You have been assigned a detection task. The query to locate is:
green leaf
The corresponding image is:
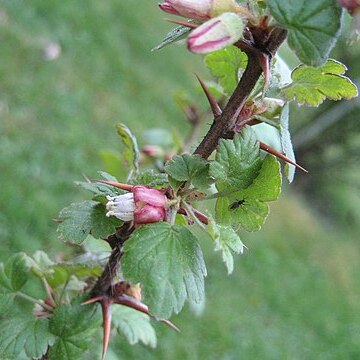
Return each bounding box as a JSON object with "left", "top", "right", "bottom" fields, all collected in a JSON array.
[
  {"left": 0, "top": 315, "right": 55, "bottom": 359},
  {"left": 165, "top": 154, "right": 212, "bottom": 190},
  {"left": 48, "top": 299, "right": 100, "bottom": 360},
  {"left": 215, "top": 155, "right": 281, "bottom": 231},
  {"left": 0, "top": 253, "right": 31, "bottom": 314},
  {"left": 48, "top": 263, "right": 103, "bottom": 289},
  {"left": 278, "top": 103, "right": 296, "bottom": 183},
  {"left": 57, "top": 200, "right": 122, "bottom": 244},
  {"left": 282, "top": 59, "right": 358, "bottom": 106},
  {"left": 267, "top": 0, "right": 342, "bottom": 66},
  {"left": 217, "top": 197, "right": 269, "bottom": 232},
  {"left": 152, "top": 25, "right": 192, "bottom": 51},
  {"left": 116, "top": 123, "right": 140, "bottom": 173},
  {"left": 122, "top": 222, "right": 207, "bottom": 319},
  {"left": 204, "top": 46, "right": 247, "bottom": 95},
  {"left": 129, "top": 169, "right": 169, "bottom": 188},
  {"left": 112, "top": 305, "right": 157, "bottom": 348},
  {"left": 210, "top": 127, "right": 262, "bottom": 191},
  {"left": 0, "top": 253, "right": 31, "bottom": 291},
  {"left": 27, "top": 250, "right": 55, "bottom": 279},
  {"left": 208, "top": 219, "right": 245, "bottom": 274}
]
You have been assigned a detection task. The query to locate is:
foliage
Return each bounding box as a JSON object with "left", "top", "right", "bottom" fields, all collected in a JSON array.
[{"left": 1, "top": 0, "right": 358, "bottom": 359}]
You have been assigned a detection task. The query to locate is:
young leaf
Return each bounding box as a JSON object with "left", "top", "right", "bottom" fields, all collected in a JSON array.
[
  {"left": 26, "top": 250, "right": 55, "bottom": 279},
  {"left": 267, "top": 0, "right": 342, "bottom": 66},
  {"left": 48, "top": 263, "right": 103, "bottom": 289},
  {"left": 278, "top": 103, "right": 296, "bottom": 183},
  {"left": 208, "top": 219, "right": 245, "bottom": 274},
  {"left": 112, "top": 305, "right": 157, "bottom": 348},
  {"left": 215, "top": 156, "right": 281, "bottom": 232},
  {"left": 282, "top": 59, "right": 358, "bottom": 106},
  {"left": 210, "top": 127, "right": 262, "bottom": 191},
  {"left": 204, "top": 47, "right": 247, "bottom": 95},
  {"left": 165, "top": 154, "right": 212, "bottom": 190},
  {"left": 116, "top": 123, "right": 140, "bottom": 173},
  {"left": 122, "top": 222, "right": 207, "bottom": 319},
  {"left": 48, "top": 300, "right": 100, "bottom": 360},
  {"left": 129, "top": 169, "right": 169, "bottom": 188},
  {"left": 0, "top": 253, "right": 31, "bottom": 314},
  {"left": 0, "top": 315, "right": 55, "bottom": 359},
  {"left": 152, "top": 25, "right": 192, "bottom": 51},
  {"left": 57, "top": 200, "right": 122, "bottom": 245}
]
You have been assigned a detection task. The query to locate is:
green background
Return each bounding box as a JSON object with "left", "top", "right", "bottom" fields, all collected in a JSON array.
[{"left": 1, "top": 1, "right": 359, "bottom": 359}]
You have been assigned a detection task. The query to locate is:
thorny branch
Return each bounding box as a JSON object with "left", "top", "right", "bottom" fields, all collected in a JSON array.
[
  {"left": 91, "top": 27, "right": 288, "bottom": 299},
  {"left": 194, "top": 27, "right": 288, "bottom": 159}
]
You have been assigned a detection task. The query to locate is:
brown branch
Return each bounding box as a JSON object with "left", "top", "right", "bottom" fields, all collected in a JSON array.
[
  {"left": 194, "top": 28, "right": 288, "bottom": 159},
  {"left": 91, "top": 223, "right": 134, "bottom": 296}
]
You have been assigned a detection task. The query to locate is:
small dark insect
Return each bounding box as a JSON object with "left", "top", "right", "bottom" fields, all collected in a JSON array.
[{"left": 229, "top": 199, "right": 246, "bottom": 210}]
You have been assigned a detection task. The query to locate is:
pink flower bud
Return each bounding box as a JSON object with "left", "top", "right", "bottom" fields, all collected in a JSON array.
[
  {"left": 141, "top": 145, "right": 163, "bottom": 158},
  {"left": 106, "top": 186, "right": 167, "bottom": 225},
  {"left": 187, "top": 13, "right": 245, "bottom": 54},
  {"left": 159, "top": 0, "right": 238, "bottom": 21}
]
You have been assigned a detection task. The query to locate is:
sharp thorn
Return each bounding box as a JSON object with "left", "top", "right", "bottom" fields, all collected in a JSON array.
[
  {"left": 82, "top": 173, "right": 91, "bottom": 183},
  {"left": 195, "top": 74, "right": 222, "bottom": 117},
  {"left": 259, "top": 141, "right": 308, "bottom": 173},
  {"left": 163, "top": 18, "right": 199, "bottom": 29},
  {"left": 114, "top": 295, "right": 180, "bottom": 332},
  {"left": 81, "top": 296, "right": 103, "bottom": 305},
  {"left": 258, "top": 53, "right": 270, "bottom": 90},
  {"left": 101, "top": 298, "right": 112, "bottom": 360},
  {"left": 161, "top": 319, "right": 181, "bottom": 332}
]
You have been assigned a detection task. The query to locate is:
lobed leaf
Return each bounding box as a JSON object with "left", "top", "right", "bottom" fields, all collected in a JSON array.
[
  {"left": 267, "top": 0, "right": 342, "bottom": 66},
  {"left": 48, "top": 300, "right": 100, "bottom": 360},
  {"left": 122, "top": 222, "right": 207, "bottom": 319},
  {"left": 282, "top": 59, "right": 358, "bottom": 106},
  {"left": 0, "top": 253, "right": 31, "bottom": 315},
  {"left": 112, "top": 305, "right": 157, "bottom": 348},
  {"left": 210, "top": 127, "right": 262, "bottom": 191},
  {"left": 165, "top": 154, "right": 212, "bottom": 191},
  {"left": 129, "top": 169, "right": 169, "bottom": 188},
  {"left": 0, "top": 315, "right": 55, "bottom": 359},
  {"left": 208, "top": 219, "right": 245, "bottom": 274},
  {"left": 215, "top": 155, "right": 282, "bottom": 232},
  {"left": 57, "top": 200, "right": 122, "bottom": 245},
  {"left": 204, "top": 46, "right": 247, "bottom": 95}
]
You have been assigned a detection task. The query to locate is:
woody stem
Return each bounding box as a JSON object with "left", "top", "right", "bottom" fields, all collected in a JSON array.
[{"left": 194, "top": 28, "right": 287, "bottom": 159}]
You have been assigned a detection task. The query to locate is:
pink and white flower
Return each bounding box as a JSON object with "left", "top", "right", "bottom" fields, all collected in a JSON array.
[
  {"left": 106, "top": 185, "right": 167, "bottom": 225},
  {"left": 187, "top": 12, "right": 245, "bottom": 54}
]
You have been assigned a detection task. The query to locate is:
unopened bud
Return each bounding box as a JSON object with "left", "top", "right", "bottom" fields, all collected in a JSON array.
[
  {"left": 159, "top": 0, "right": 238, "bottom": 21},
  {"left": 187, "top": 13, "right": 245, "bottom": 54}
]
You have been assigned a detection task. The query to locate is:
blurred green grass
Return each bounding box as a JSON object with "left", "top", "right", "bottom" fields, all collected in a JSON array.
[{"left": 1, "top": 1, "right": 360, "bottom": 359}]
